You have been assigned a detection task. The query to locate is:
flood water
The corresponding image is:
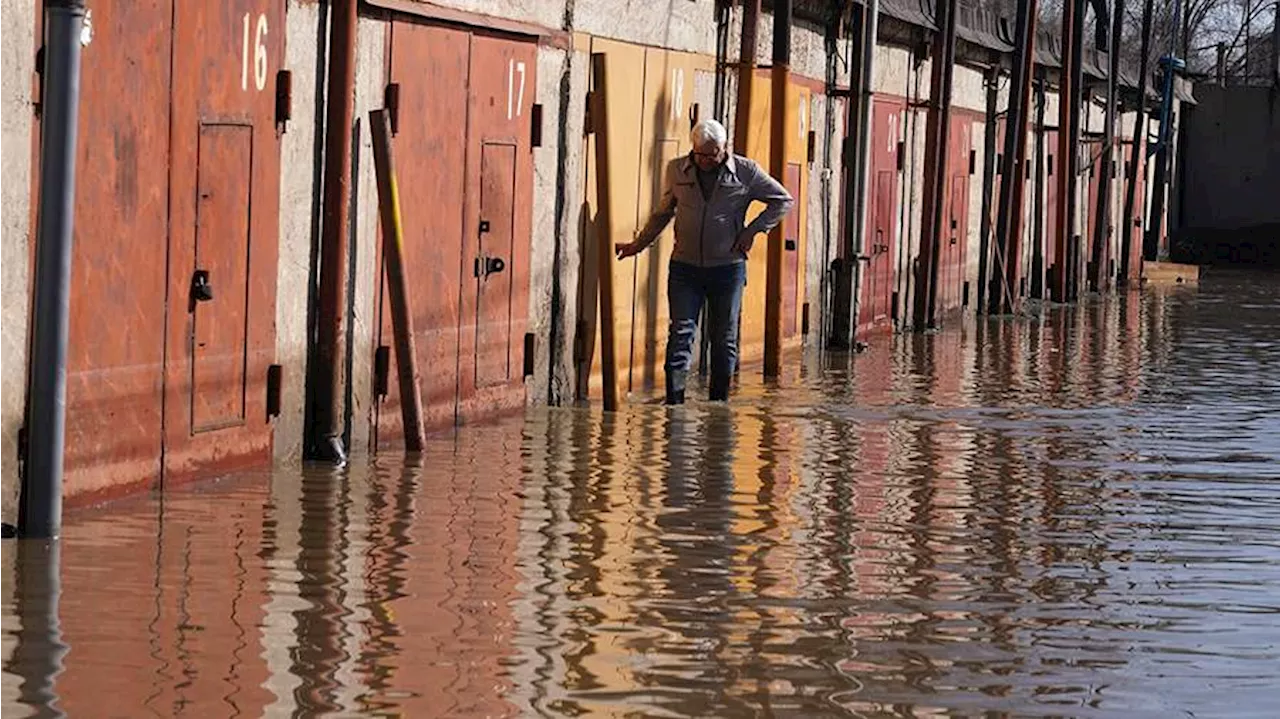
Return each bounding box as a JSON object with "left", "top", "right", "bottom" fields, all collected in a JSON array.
[{"left": 5, "top": 270, "right": 1280, "bottom": 718}]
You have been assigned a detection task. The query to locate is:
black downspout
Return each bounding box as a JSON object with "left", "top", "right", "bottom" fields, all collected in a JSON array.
[{"left": 831, "top": 2, "right": 865, "bottom": 350}]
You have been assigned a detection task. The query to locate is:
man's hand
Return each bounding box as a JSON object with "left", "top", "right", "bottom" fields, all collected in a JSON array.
[
  {"left": 615, "top": 240, "right": 643, "bottom": 259},
  {"left": 732, "top": 230, "right": 757, "bottom": 257}
]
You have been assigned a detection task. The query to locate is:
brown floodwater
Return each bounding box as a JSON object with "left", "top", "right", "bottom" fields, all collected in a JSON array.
[{"left": 4, "top": 269, "right": 1279, "bottom": 718}]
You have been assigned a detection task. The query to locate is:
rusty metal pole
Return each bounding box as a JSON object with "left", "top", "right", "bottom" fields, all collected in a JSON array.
[
  {"left": 309, "top": 0, "right": 357, "bottom": 463},
  {"left": 368, "top": 109, "right": 426, "bottom": 453},
  {"left": 1065, "top": 0, "right": 1086, "bottom": 299},
  {"left": 993, "top": 0, "right": 1039, "bottom": 314},
  {"left": 913, "top": 0, "right": 958, "bottom": 330},
  {"left": 733, "top": 0, "right": 761, "bottom": 155},
  {"left": 590, "top": 53, "right": 620, "bottom": 411},
  {"left": 764, "top": 0, "right": 792, "bottom": 378},
  {"left": 1054, "top": 1, "right": 1076, "bottom": 303},
  {"left": 1120, "top": 0, "right": 1152, "bottom": 287},
  {"left": 21, "top": 0, "right": 86, "bottom": 539},
  {"left": 1090, "top": 0, "right": 1123, "bottom": 293}
]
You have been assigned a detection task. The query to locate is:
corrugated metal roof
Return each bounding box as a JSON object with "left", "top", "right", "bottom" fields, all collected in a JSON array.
[
  {"left": 880, "top": 0, "right": 936, "bottom": 31},
  {"left": 955, "top": 0, "right": 1013, "bottom": 53},
  {"left": 755, "top": 0, "right": 1176, "bottom": 97}
]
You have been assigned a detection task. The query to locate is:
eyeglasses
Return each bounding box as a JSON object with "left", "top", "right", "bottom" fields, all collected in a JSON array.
[{"left": 691, "top": 150, "right": 721, "bottom": 160}]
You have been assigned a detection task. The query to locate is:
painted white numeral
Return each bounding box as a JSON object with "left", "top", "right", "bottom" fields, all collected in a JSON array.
[
  {"left": 888, "top": 113, "right": 898, "bottom": 153},
  {"left": 242, "top": 14, "right": 249, "bottom": 90},
  {"left": 255, "top": 15, "right": 269, "bottom": 91},
  {"left": 242, "top": 12, "right": 269, "bottom": 92},
  {"left": 797, "top": 99, "right": 807, "bottom": 139},
  {"left": 671, "top": 68, "right": 684, "bottom": 121},
  {"left": 507, "top": 59, "right": 527, "bottom": 120}
]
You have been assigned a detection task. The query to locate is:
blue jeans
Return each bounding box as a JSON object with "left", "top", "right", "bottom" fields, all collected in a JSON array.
[{"left": 665, "top": 260, "right": 747, "bottom": 402}]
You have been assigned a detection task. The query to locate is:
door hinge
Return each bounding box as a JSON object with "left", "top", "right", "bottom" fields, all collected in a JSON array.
[
  {"left": 969, "top": 149, "right": 976, "bottom": 175},
  {"left": 801, "top": 302, "right": 810, "bottom": 336},
  {"left": 896, "top": 141, "right": 904, "bottom": 170},
  {"left": 385, "top": 82, "right": 401, "bottom": 136},
  {"left": 266, "top": 364, "right": 283, "bottom": 419},
  {"left": 374, "top": 345, "right": 390, "bottom": 398},
  {"left": 275, "top": 69, "right": 293, "bottom": 129},
  {"left": 531, "top": 102, "right": 543, "bottom": 147},
  {"left": 584, "top": 92, "right": 594, "bottom": 135},
  {"left": 523, "top": 332, "right": 535, "bottom": 379},
  {"left": 32, "top": 46, "right": 44, "bottom": 118},
  {"left": 807, "top": 129, "right": 816, "bottom": 164}
]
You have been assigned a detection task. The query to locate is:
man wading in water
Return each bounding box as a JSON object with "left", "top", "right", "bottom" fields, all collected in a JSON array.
[{"left": 615, "top": 119, "right": 794, "bottom": 405}]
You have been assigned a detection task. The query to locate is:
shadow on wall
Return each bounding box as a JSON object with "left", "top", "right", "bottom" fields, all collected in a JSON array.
[{"left": 1171, "top": 223, "right": 1280, "bottom": 268}]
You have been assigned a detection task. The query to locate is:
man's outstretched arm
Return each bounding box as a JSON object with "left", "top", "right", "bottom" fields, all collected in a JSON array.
[{"left": 618, "top": 162, "right": 677, "bottom": 258}]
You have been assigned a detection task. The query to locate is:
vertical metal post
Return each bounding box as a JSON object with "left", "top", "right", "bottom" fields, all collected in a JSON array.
[
  {"left": 734, "top": 0, "right": 761, "bottom": 155},
  {"left": 1091, "top": 0, "right": 1123, "bottom": 293},
  {"left": 368, "top": 109, "right": 426, "bottom": 452},
  {"left": 309, "top": 0, "right": 357, "bottom": 463},
  {"left": 1145, "top": 55, "right": 1181, "bottom": 260},
  {"left": 1031, "top": 71, "right": 1046, "bottom": 298},
  {"left": 976, "top": 67, "right": 999, "bottom": 314},
  {"left": 1065, "top": 0, "right": 1085, "bottom": 300},
  {"left": 21, "top": 0, "right": 87, "bottom": 539},
  {"left": 913, "top": 0, "right": 958, "bottom": 329},
  {"left": 590, "top": 53, "right": 620, "bottom": 411},
  {"left": 764, "top": 0, "right": 792, "bottom": 378},
  {"left": 1120, "top": 0, "right": 1155, "bottom": 285},
  {"left": 993, "top": 0, "right": 1039, "bottom": 315},
  {"left": 831, "top": 1, "right": 873, "bottom": 350}
]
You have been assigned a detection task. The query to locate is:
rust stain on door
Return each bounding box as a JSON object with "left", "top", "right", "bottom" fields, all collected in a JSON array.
[
  {"left": 373, "top": 20, "right": 469, "bottom": 448},
  {"left": 475, "top": 142, "right": 518, "bottom": 388},
  {"left": 163, "top": 0, "right": 283, "bottom": 481},
  {"left": 457, "top": 33, "right": 536, "bottom": 422},
  {"left": 783, "top": 162, "right": 802, "bottom": 337},
  {"left": 55, "top": 0, "right": 172, "bottom": 501},
  {"left": 857, "top": 97, "right": 901, "bottom": 337},
  {"left": 191, "top": 123, "right": 253, "bottom": 433}
]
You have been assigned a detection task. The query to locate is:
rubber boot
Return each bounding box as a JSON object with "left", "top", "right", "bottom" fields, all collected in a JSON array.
[
  {"left": 708, "top": 376, "right": 729, "bottom": 402},
  {"left": 665, "top": 369, "right": 687, "bottom": 405}
]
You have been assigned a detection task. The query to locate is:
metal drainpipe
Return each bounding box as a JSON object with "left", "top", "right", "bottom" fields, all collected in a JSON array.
[
  {"left": 976, "top": 66, "right": 998, "bottom": 314},
  {"left": 1090, "top": 0, "right": 1123, "bottom": 293},
  {"left": 913, "top": 0, "right": 959, "bottom": 330},
  {"left": 734, "top": 0, "right": 761, "bottom": 155},
  {"left": 763, "top": 0, "right": 792, "bottom": 378},
  {"left": 21, "top": 0, "right": 87, "bottom": 539},
  {"left": 993, "top": 0, "right": 1039, "bottom": 315},
  {"left": 310, "top": 0, "right": 358, "bottom": 463},
  {"left": 1031, "top": 71, "right": 1046, "bottom": 299},
  {"left": 852, "top": 0, "right": 878, "bottom": 336},
  {"left": 818, "top": 9, "right": 841, "bottom": 354}
]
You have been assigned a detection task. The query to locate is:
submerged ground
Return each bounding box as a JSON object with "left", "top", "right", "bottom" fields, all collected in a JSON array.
[{"left": 4, "top": 269, "right": 1279, "bottom": 717}]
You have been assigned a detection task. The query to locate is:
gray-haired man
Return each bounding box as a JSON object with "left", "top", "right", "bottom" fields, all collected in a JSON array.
[{"left": 615, "top": 118, "right": 794, "bottom": 404}]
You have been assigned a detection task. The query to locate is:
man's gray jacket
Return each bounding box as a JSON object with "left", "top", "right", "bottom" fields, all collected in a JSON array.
[{"left": 635, "top": 153, "right": 795, "bottom": 267}]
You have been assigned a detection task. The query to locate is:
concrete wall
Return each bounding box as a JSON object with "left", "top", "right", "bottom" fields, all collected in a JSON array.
[
  {"left": 407, "top": 0, "right": 566, "bottom": 30},
  {"left": 578, "top": 0, "right": 717, "bottom": 56},
  {"left": 2, "top": 0, "right": 35, "bottom": 523},
  {"left": 274, "top": 0, "right": 324, "bottom": 464},
  {"left": 347, "top": 18, "right": 387, "bottom": 456},
  {"left": 535, "top": 42, "right": 590, "bottom": 406}
]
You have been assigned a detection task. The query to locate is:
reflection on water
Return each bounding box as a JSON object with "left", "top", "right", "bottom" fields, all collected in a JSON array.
[{"left": 5, "top": 270, "right": 1280, "bottom": 717}]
